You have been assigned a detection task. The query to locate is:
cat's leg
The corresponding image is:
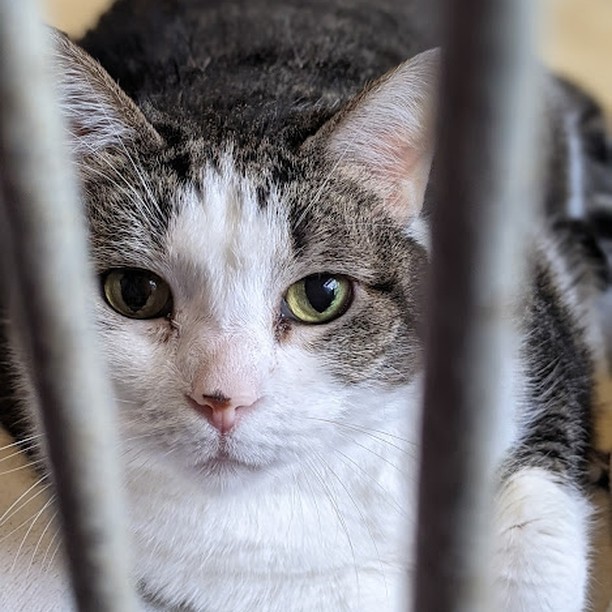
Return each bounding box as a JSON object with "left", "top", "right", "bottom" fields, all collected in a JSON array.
[{"left": 493, "top": 466, "right": 590, "bottom": 612}]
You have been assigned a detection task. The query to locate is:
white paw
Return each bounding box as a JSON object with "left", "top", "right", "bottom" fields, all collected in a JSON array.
[{"left": 493, "top": 467, "right": 590, "bottom": 612}]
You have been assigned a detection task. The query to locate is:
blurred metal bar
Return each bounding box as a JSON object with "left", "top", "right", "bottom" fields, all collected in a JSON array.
[
  {"left": 0, "top": 2, "right": 136, "bottom": 610},
  {"left": 414, "top": 1, "right": 542, "bottom": 611}
]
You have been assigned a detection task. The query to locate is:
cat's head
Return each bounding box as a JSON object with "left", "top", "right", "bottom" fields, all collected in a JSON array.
[{"left": 41, "top": 31, "right": 438, "bottom": 490}]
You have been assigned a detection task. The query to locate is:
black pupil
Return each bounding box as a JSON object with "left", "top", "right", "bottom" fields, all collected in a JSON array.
[
  {"left": 120, "top": 273, "right": 155, "bottom": 312},
  {"left": 304, "top": 275, "right": 338, "bottom": 313}
]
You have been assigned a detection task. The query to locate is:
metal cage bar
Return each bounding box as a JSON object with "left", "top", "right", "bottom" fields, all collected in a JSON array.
[
  {"left": 414, "top": 1, "right": 542, "bottom": 611},
  {"left": 0, "top": 2, "right": 136, "bottom": 610}
]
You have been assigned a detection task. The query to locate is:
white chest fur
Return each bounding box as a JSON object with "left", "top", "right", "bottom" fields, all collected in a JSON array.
[{"left": 128, "top": 445, "right": 416, "bottom": 612}]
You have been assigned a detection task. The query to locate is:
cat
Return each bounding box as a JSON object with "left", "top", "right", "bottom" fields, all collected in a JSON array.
[{"left": 0, "top": 0, "right": 609, "bottom": 610}]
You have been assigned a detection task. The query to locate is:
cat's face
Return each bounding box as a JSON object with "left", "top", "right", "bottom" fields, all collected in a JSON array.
[
  {"left": 23, "top": 32, "right": 437, "bottom": 491},
  {"left": 88, "top": 146, "right": 427, "bottom": 489}
]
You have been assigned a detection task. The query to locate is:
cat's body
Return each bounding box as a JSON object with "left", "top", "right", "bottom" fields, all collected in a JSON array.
[{"left": 0, "top": 1, "right": 608, "bottom": 610}]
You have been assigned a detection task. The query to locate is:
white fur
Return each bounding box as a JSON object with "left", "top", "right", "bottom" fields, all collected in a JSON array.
[
  {"left": 493, "top": 467, "right": 591, "bottom": 612},
  {"left": 404, "top": 217, "right": 431, "bottom": 252}
]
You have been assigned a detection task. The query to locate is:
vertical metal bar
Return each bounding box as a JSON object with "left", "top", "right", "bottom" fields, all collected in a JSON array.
[
  {"left": 0, "top": 2, "right": 136, "bottom": 610},
  {"left": 414, "top": 1, "right": 542, "bottom": 611}
]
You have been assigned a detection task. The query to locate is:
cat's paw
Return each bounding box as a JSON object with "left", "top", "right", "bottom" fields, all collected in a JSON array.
[{"left": 493, "top": 467, "right": 590, "bottom": 612}]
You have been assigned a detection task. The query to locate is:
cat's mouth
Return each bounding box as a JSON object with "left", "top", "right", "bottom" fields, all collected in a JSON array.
[
  {"left": 190, "top": 435, "right": 280, "bottom": 478},
  {"left": 193, "top": 446, "right": 261, "bottom": 475}
]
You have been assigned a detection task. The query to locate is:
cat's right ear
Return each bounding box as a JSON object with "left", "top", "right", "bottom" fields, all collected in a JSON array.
[{"left": 49, "top": 29, "right": 162, "bottom": 156}]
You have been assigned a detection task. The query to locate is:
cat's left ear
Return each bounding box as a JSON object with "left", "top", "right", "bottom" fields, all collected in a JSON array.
[
  {"left": 49, "top": 29, "right": 162, "bottom": 157},
  {"left": 311, "top": 48, "right": 439, "bottom": 223}
]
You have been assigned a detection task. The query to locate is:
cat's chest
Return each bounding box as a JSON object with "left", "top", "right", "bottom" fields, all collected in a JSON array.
[{"left": 127, "top": 460, "right": 414, "bottom": 611}]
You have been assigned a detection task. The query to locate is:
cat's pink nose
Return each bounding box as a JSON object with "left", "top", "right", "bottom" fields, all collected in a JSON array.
[{"left": 187, "top": 392, "right": 258, "bottom": 434}]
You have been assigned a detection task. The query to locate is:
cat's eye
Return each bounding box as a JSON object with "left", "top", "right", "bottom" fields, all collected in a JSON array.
[
  {"left": 102, "top": 268, "right": 173, "bottom": 319},
  {"left": 283, "top": 274, "right": 353, "bottom": 324}
]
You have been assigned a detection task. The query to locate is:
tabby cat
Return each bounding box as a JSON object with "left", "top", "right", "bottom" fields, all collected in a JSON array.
[{"left": 0, "top": 1, "right": 608, "bottom": 610}]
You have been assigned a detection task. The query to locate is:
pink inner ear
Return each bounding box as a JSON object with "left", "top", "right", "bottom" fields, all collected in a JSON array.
[
  {"left": 380, "top": 132, "right": 421, "bottom": 179},
  {"left": 320, "top": 49, "right": 439, "bottom": 223},
  {"left": 351, "top": 130, "right": 430, "bottom": 223}
]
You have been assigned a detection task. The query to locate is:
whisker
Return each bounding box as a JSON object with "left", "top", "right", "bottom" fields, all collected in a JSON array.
[
  {"left": 28, "top": 507, "right": 58, "bottom": 575},
  {"left": 304, "top": 416, "right": 416, "bottom": 447},
  {"left": 0, "top": 442, "right": 44, "bottom": 464},
  {"left": 116, "top": 398, "right": 139, "bottom": 405},
  {"left": 41, "top": 527, "right": 62, "bottom": 569},
  {"left": 48, "top": 535, "right": 64, "bottom": 569},
  {"left": 312, "top": 450, "right": 387, "bottom": 599},
  {"left": 11, "top": 496, "right": 56, "bottom": 572},
  {"left": 0, "top": 458, "right": 46, "bottom": 478},
  {"left": 333, "top": 448, "right": 409, "bottom": 518},
  {"left": 0, "top": 481, "right": 52, "bottom": 528},
  {"left": 78, "top": 84, "right": 164, "bottom": 222},
  {"left": 334, "top": 432, "right": 411, "bottom": 476},
  {"left": 0, "top": 493, "right": 52, "bottom": 546},
  {"left": 303, "top": 457, "right": 360, "bottom": 592},
  {"left": 0, "top": 433, "right": 44, "bottom": 453}
]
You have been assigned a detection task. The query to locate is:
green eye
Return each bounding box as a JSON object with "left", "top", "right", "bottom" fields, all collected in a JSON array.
[
  {"left": 283, "top": 274, "right": 353, "bottom": 324},
  {"left": 102, "top": 268, "right": 173, "bottom": 319}
]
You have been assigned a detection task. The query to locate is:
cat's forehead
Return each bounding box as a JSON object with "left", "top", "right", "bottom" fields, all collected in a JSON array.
[{"left": 164, "top": 157, "right": 292, "bottom": 311}]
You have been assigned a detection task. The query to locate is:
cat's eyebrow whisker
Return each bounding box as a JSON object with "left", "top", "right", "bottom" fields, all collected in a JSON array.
[
  {"left": 93, "top": 84, "right": 163, "bottom": 216},
  {"left": 80, "top": 161, "right": 153, "bottom": 220},
  {"left": 78, "top": 145, "right": 163, "bottom": 232},
  {"left": 121, "top": 149, "right": 164, "bottom": 222}
]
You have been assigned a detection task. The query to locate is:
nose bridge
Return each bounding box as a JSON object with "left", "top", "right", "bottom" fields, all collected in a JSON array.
[{"left": 191, "top": 329, "right": 268, "bottom": 399}]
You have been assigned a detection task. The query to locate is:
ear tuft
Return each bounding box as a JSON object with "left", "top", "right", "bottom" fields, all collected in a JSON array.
[
  {"left": 319, "top": 48, "right": 440, "bottom": 223},
  {"left": 49, "top": 29, "right": 160, "bottom": 157}
]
